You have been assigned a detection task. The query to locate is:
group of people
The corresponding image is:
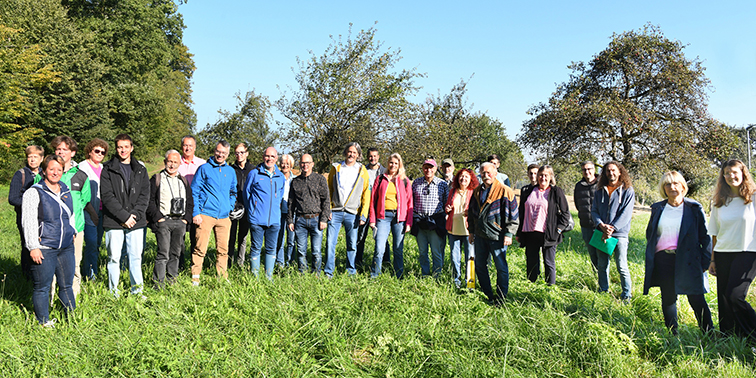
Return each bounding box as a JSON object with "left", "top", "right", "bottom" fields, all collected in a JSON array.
[{"left": 8, "top": 136, "right": 756, "bottom": 342}]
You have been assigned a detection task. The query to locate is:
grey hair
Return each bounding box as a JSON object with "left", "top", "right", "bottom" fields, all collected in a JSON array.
[
  {"left": 480, "top": 162, "right": 495, "bottom": 172},
  {"left": 280, "top": 153, "right": 295, "bottom": 166},
  {"left": 580, "top": 160, "right": 594, "bottom": 168},
  {"left": 181, "top": 135, "right": 196, "bottom": 145},
  {"left": 165, "top": 149, "right": 181, "bottom": 160},
  {"left": 216, "top": 140, "right": 231, "bottom": 149},
  {"left": 343, "top": 142, "right": 362, "bottom": 157}
]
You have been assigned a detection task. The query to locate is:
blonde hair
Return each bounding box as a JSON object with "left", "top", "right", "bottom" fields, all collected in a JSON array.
[
  {"left": 387, "top": 153, "right": 406, "bottom": 180},
  {"left": 713, "top": 159, "right": 756, "bottom": 207},
  {"left": 658, "top": 171, "right": 688, "bottom": 198}
]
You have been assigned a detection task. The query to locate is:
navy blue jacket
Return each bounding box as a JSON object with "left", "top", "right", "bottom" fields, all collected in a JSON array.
[
  {"left": 33, "top": 181, "right": 76, "bottom": 250},
  {"left": 643, "top": 198, "right": 711, "bottom": 295}
]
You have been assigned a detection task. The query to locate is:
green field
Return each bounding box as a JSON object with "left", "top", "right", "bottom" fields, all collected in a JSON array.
[{"left": 1, "top": 186, "right": 754, "bottom": 377}]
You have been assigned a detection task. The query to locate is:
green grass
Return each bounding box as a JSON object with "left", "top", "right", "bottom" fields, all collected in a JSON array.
[{"left": 1, "top": 185, "right": 755, "bottom": 377}]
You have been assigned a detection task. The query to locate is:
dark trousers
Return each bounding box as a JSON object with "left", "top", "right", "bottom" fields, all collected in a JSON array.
[
  {"left": 474, "top": 237, "right": 509, "bottom": 301},
  {"left": 15, "top": 212, "right": 32, "bottom": 280},
  {"left": 229, "top": 216, "right": 251, "bottom": 268},
  {"left": 30, "top": 244, "right": 76, "bottom": 324},
  {"left": 714, "top": 251, "right": 756, "bottom": 340},
  {"left": 180, "top": 223, "right": 197, "bottom": 270},
  {"left": 652, "top": 252, "right": 713, "bottom": 334},
  {"left": 522, "top": 232, "right": 556, "bottom": 285},
  {"left": 356, "top": 221, "right": 390, "bottom": 271},
  {"left": 153, "top": 219, "right": 186, "bottom": 287}
]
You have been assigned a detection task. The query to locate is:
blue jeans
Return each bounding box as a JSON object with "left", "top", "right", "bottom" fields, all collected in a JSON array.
[
  {"left": 371, "top": 211, "right": 405, "bottom": 278},
  {"left": 106, "top": 228, "right": 145, "bottom": 296},
  {"left": 325, "top": 211, "right": 360, "bottom": 277},
  {"left": 449, "top": 234, "right": 473, "bottom": 286},
  {"left": 82, "top": 210, "right": 103, "bottom": 280},
  {"left": 474, "top": 237, "right": 509, "bottom": 300},
  {"left": 30, "top": 244, "right": 76, "bottom": 324},
  {"left": 276, "top": 212, "right": 296, "bottom": 266},
  {"left": 249, "top": 223, "right": 280, "bottom": 279},
  {"left": 597, "top": 236, "right": 632, "bottom": 299},
  {"left": 416, "top": 229, "right": 444, "bottom": 277},
  {"left": 295, "top": 216, "right": 323, "bottom": 273},
  {"left": 581, "top": 226, "right": 599, "bottom": 272}
]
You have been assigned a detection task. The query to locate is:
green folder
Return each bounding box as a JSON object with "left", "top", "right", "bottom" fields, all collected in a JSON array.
[{"left": 589, "top": 229, "right": 618, "bottom": 256}]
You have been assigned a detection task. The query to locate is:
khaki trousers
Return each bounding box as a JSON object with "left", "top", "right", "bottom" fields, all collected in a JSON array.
[{"left": 192, "top": 214, "right": 230, "bottom": 282}]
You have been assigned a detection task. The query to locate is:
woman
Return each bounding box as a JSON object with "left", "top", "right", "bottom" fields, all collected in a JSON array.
[
  {"left": 444, "top": 168, "right": 479, "bottom": 287},
  {"left": 78, "top": 138, "right": 108, "bottom": 280},
  {"left": 708, "top": 159, "right": 756, "bottom": 340},
  {"left": 9, "top": 145, "right": 44, "bottom": 280},
  {"left": 369, "top": 153, "right": 413, "bottom": 278},
  {"left": 229, "top": 143, "right": 252, "bottom": 267},
  {"left": 277, "top": 153, "right": 297, "bottom": 267},
  {"left": 643, "top": 171, "right": 713, "bottom": 334},
  {"left": 516, "top": 165, "right": 570, "bottom": 285},
  {"left": 22, "top": 155, "right": 77, "bottom": 326}
]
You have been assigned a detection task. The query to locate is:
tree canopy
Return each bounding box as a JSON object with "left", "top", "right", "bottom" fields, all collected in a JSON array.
[
  {"left": 276, "top": 24, "right": 422, "bottom": 173},
  {"left": 518, "top": 24, "right": 739, "bottom": 193}
]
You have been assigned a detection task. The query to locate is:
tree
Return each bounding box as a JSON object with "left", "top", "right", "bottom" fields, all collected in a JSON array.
[
  {"left": 276, "top": 24, "right": 422, "bottom": 172},
  {"left": 395, "top": 79, "right": 525, "bottom": 180},
  {"left": 518, "top": 24, "right": 739, "bottom": 192},
  {"left": 196, "top": 91, "right": 277, "bottom": 159},
  {"left": 0, "top": 23, "right": 60, "bottom": 181}
]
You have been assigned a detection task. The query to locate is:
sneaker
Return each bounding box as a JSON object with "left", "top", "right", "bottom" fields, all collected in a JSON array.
[
  {"left": 192, "top": 281, "right": 199, "bottom": 287},
  {"left": 41, "top": 319, "right": 57, "bottom": 328}
]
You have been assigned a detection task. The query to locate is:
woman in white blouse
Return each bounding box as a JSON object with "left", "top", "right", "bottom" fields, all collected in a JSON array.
[
  {"left": 708, "top": 159, "right": 756, "bottom": 340},
  {"left": 643, "top": 171, "right": 712, "bottom": 334}
]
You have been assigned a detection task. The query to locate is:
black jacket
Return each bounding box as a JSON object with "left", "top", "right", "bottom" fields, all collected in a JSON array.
[
  {"left": 517, "top": 185, "right": 571, "bottom": 247},
  {"left": 573, "top": 178, "right": 597, "bottom": 229},
  {"left": 147, "top": 171, "right": 194, "bottom": 227},
  {"left": 232, "top": 160, "right": 254, "bottom": 208},
  {"left": 100, "top": 158, "right": 150, "bottom": 230}
]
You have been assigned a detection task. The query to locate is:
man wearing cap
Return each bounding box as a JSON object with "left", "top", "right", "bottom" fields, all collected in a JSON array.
[
  {"left": 411, "top": 159, "right": 449, "bottom": 278},
  {"left": 439, "top": 158, "right": 455, "bottom": 185},
  {"left": 355, "top": 147, "right": 388, "bottom": 271}
]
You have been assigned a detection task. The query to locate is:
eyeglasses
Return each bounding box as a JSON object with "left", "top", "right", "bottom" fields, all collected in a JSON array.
[
  {"left": 235, "top": 151, "right": 247, "bottom": 155},
  {"left": 300, "top": 161, "right": 313, "bottom": 165},
  {"left": 93, "top": 149, "right": 106, "bottom": 155}
]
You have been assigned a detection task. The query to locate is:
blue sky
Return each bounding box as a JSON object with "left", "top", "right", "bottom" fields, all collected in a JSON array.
[{"left": 180, "top": 1, "right": 755, "bottom": 155}]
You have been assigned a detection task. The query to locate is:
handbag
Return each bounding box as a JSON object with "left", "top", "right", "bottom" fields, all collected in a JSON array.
[{"left": 589, "top": 229, "right": 618, "bottom": 256}]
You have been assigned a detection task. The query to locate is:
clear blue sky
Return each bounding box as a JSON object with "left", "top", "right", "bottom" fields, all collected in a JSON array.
[{"left": 180, "top": 0, "right": 755, "bottom": 155}]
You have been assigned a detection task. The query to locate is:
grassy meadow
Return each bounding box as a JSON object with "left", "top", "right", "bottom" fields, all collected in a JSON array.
[{"left": 1, "top": 185, "right": 755, "bottom": 377}]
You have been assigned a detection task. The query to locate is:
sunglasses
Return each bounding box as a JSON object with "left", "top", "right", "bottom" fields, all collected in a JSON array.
[{"left": 93, "top": 149, "right": 106, "bottom": 155}]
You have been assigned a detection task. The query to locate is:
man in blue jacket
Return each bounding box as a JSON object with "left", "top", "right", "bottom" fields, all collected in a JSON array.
[
  {"left": 591, "top": 161, "right": 635, "bottom": 301},
  {"left": 190, "top": 140, "right": 237, "bottom": 286},
  {"left": 244, "top": 147, "right": 285, "bottom": 279}
]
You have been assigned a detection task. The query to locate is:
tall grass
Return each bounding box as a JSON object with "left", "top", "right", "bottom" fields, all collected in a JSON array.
[{"left": 0, "top": 186, "right": 754, "bottom": 377}]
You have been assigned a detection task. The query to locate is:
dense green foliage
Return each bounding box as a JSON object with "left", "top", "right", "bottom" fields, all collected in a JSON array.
[
  {"left": 196, "top": 91, "right": 278, "bottom": 159},
  {"left": 1, "top": 187, "right": 755, "bottom": 376},
  {"left": 0, "top": 0, "right": 194, "bottom": 181},
  {"left": 519, "top": 24, "right": 741, "bottom": 198}
]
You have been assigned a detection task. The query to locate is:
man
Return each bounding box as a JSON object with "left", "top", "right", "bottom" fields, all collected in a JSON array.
[
  {"left": 355, "top": 147, "right": 387, "bottom": 271},
  {"left": 245, "top": 147, "right": 285, "bottom": 279},
  {"left": 326, "top": 142, "right": 371, "bottom": 277},
  {"left": 468, "top": 162, "right": 519, "bottom": 304},
  {"left": 47, "top": 136, "right": 95, "bottom": 298},
  {"left": 100, "top": 134, "right": 150, "bottom": 297},
  {"left": 147, "top": 150, "right": 193, "bottom": 288},
  {"left": 288, "top": 154, "right": 330, "bottom": 273},
  {"left": 574, "top": 161, "right": 599, "bottom": 272},
  {"left": 591, "top": 161, "right": 634, "bottom": 301},
  {"left": 9, "top": 145, "right": 44, "bottom": 280},
  {"left": 178, "top": 135, "right": 205, "bottom": 270},
  {"left": 439, "top": 158, "right": 455, "bottom": 185},
  {"left": 230, "top": 143, "right": 253, "bottom": 268},
  {"left": 411, "top": 159, "right": 449, "bottom": 278},
  {"left": 191, "top": 140, "right": 237, "bottom": 286},
  {"left": 487, "top": 154, "right": 511, "bottom": 187}
]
